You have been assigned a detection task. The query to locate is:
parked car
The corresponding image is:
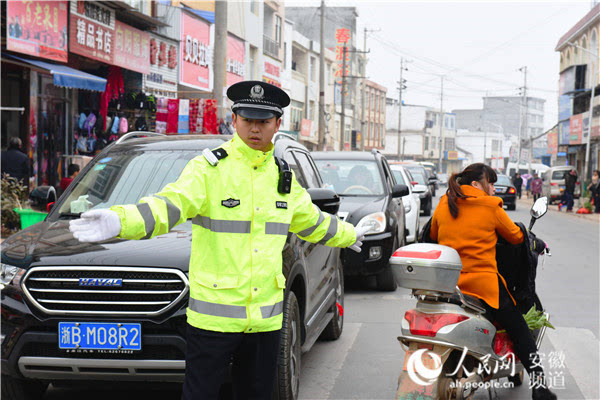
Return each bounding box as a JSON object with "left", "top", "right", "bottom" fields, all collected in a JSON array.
[
  {"left": 312, "top": 150, "right": 409, "bottom": 291},
  {"left": 494, "top": 174, "right": 517, "bottom": 211},
  {"left": 541, "top": 166, "right": 581, "bottom": 204},
  {"left": 401, "top": 163, "right": 438, "bottom": 197},
  {"left": 389, "top": 165, "right": 421, "bottom": 243},
  {"left": 1, "top": 132, "right": 344, "bottom": 400}
]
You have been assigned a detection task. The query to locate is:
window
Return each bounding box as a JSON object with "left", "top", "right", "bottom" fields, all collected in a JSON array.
[
  {"left": 310, "top": 57, "right": 316, "bottom": 81},
  {"left": 290, "top": 100, "right": 304, "bottom": 131},
  {"left": 424, "top": 136, "right": 429, "bottom": 150},
  {"left": 250, "top": 0, "right": 258, "bottom": 14},
  {"left": 444, "top": 137, "right": 454, "bottom": 151},
  {"left": 275, "top": 15, "right": 282, "bottom": 46},
  {"left": 294, "top": 151, "right": 321, "bottom": 188},
  {"left": 283, "top": 151, "right": 306, "bottom": 188},
  {"left": 309, "top": 100, "right": 315, "bottom": 121}
]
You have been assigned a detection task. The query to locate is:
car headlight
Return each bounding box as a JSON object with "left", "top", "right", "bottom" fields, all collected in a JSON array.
[
  {"left": 0, "top": 264, "right": 25, "bottom": 291},
  {"left": 355, "top": 212, "right": 386, "bottom": 235},
  {"left": 404, "top": 202, "right": 412, "bottom": 213}
]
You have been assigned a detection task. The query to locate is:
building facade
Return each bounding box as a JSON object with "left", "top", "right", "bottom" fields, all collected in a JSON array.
[
  {"left": 363, "top": 80, "right": 386, "bottom": 150},
  {"left": 555, "top": 3, "right": 600, "bottom": 178}
]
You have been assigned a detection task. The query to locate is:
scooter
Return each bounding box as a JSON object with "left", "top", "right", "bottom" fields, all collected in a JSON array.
[{"left": 392, "top": 197, "right": 551, "bottom": 400}]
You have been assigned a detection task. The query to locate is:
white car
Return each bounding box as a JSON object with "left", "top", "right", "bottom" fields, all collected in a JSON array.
[{"left": 390, "top": 165, "right": 421, "bottom": 243}]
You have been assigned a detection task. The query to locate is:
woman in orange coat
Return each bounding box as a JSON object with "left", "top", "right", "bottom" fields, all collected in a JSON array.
[{"left": 430, "top": 163, "right": 556, "bottom": 400}]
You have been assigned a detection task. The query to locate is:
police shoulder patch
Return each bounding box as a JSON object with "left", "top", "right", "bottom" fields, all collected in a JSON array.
[{"left": 222, "top": 198, "right": 241, "bottom": 208}]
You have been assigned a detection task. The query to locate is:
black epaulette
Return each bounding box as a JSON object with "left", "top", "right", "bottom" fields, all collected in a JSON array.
[
  {"left": 202, "top": 148, "right": 228, "bottom": 166},
  {"left": 274, "top": 156, "right": 292, "bottom": 194}
]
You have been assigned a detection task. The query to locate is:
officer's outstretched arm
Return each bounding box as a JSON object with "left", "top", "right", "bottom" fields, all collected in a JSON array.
[
  {"left": 109, "top": 157, "right": 208, "bottom": 240},
  {"left": 289, "top": 177, "right": 356, "bottom": 248}
]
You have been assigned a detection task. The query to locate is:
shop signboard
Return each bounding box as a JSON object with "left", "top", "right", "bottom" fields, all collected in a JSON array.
[
  {"left": 69, "top": 1, "right": 115, "bottom": 64},
  {"left": 547, "top": 130, "right": 558, "bottom": 155},
  {"left": 180, "top": 12, "right": 212, "bottom": 91},
  {"left": 226, "top": 34, "right": 245, "bottom": 87},
  {"left": 558, "top": 120, "right": 570, "bottom": 145},
  {"left": 569, "top": 113, "right": 583, "bottom": 144},
  {"left": 263, "top": 57, "right": 281, "bottom": 88},
  {"left": 300, "top": 119, "right": 312, "bottom": 137},
  {"left": 334, "top": 28, "right": 350, "bottom": 85},
  {"left": 113, "top": 20, "right": 150, "bottom": 74},
  {"left": 559, "top": 66, "right": 575, "bottom": 96},
  {"left": 558, "top": 94, "right": 572, "bottom": 121},
  {"left": 7, "top": 1, "right": 68, "bottom": 62},
  {"left": 444, "top": 150, "right": 458, "bottom": 160},
  {"left": 143, "top": 33, "right": 178, "bottom": 98}
]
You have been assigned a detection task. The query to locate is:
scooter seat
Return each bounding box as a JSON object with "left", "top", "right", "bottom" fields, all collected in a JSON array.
[{"left": 434, "top": 292, "right": 487, "bottom": 314}]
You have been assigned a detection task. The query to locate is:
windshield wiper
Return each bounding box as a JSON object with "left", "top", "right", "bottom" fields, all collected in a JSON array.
[{"left": 58, "top": 212, "right": 82, "bottom": 219}]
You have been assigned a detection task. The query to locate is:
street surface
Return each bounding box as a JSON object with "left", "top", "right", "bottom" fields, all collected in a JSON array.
[{"left": 44, "top": 190, "right": 600, "bottom": 400}]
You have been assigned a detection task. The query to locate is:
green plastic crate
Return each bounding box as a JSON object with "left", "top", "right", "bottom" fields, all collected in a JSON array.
[{"left": 14, "top": 208, "right": 48, "bottom": 229}]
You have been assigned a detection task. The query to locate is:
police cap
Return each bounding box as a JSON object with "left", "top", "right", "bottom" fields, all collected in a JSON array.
[{"left": 227, "top": 80, "right": 290, "bottom": 120}]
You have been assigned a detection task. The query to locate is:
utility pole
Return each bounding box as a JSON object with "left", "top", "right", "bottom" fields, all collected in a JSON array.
[
  {"left": 482, "top": 94, "right": 487, "bottom": 164},
  {"left": 318, "top": 0, "right": 326, "bottom": 150},
  {"left": 340, "top": 45, "right": 347, "bottom": 151},
  {"left": 361, "top": 27, "right": 367, "bottom": 151},
  {"left": 397, "top": 58, "right": 406, "bottom": 160},
  {"left": 438, "top": 75, "right": 444, "bottom": 172},
  {"left": 518, "top": 66, "right": 527, "bottom": 173},
  {"left": 213, "top": 0, "right": 227, "bottom": 120}
]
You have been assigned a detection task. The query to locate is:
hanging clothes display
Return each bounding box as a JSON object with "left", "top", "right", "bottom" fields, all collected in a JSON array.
[
  {"left": 203, "top": 99, "right": 217, "bottom": 135},
  {"left": 178, "top": 99, "right": 189, "bottom": 134},
  {"left": 99, "top": 66, "right": 124, "bottom": 130},
  {"left": 166, "top": 98, "right": 180, "bottom": 134},
  {"left": 155, "top": 98, "right": 168, "bottom": 134}
]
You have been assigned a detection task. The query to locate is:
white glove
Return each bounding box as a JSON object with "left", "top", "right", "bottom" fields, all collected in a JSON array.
[
  {"left": 349, "top": 226, "right": 370, "bottom": 253},
  {"left": 69, "top": 209, "right": 122, "bottom": 242}
]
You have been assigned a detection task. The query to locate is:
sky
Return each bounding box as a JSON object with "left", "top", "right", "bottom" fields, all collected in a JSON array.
[{"left": 287, "top": 0, "right": 596, "bottom": 131}]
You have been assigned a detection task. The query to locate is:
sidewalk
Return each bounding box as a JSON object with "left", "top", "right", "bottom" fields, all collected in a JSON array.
[{"left": 516, "top": 196, "right": 600, "bottom": 222}]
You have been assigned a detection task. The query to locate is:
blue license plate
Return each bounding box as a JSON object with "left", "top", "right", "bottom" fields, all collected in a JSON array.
[
  {"left": 58, "top": 322, "right": 141, "bottom": 350},
  {"left": 495, "top": 187, "right": 503, "bottom": 193}
]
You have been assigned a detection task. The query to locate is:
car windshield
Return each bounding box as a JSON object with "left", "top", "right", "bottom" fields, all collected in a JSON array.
[
  {"left": 314, "top": 159, "right": 385, "bottom": 195},
  {"left": 56, "top": 151, "right": 196, "bottom": 216},
  {"left": 496, "top": 175, "right": 512, "bottom": 186},
  {"left": 411, "top": 171, "right": 427, "bottom": 185}
]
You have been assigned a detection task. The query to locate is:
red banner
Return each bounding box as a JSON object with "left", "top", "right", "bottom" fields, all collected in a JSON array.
[
  {"left": 69, "top": 1, "right": 115, "bottom": 64},
  {"left": 301, "top": 119, "right": 312, "bottom": 137},
  {"left": 226, "top": 34, "right": 245, "bottom": 87},
  {"left": 7, "top": 1, "right": 68, "bottom": 62},
  {"left": 180, "top": 12, "right": 211, "bottom": 91},
  {"left": 547, "top": 130, "right": 558, "bottom": 155},
  {"left": 113, "top": 21, "right": 150, "bottom": 74}
]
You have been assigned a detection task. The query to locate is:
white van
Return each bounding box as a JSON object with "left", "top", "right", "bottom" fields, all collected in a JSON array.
[
  {"left": 505, "top": 162, "right": 549, "bottom": 178},
  {"left": 541, "top": 166, "right": 581, "bottom": 203}
]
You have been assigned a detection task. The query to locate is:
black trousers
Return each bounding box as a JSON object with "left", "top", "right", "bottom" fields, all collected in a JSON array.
[
  {"left": 483, "top": 278, "right": 543, "bottom": 376},
  {"left": 182, "top": 324, "right": 281, "bottom": 400}
]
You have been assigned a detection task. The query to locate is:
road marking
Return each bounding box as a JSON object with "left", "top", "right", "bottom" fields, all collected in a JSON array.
[
  {"left": 546, "top": 326, "right": 599, "bottom": 400},
  {"left": 299, "top": 322, "right": 362, "bottom": 400}
]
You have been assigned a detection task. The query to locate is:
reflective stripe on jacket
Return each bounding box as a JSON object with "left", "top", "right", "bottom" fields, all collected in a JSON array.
[{"left": 111, "top": 134, "right": 356, "bottom": 333}]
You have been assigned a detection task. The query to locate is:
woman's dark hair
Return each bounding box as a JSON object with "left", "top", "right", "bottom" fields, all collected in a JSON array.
[{"left": 447, "top": 163, "right": 497, "bottom": 218}]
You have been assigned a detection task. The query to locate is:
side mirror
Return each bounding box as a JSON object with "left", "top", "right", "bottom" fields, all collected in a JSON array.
[
  {"left": 531, "top": 196, "right": 548, "bottom": 219},
  {"left": 529, "top": 196, "right": 548, "bottom": 230},
  {"left": 392, "top": 184, "right": 409, "bottom": 198},
  {"left": 308, "top": 188, "right": 340, "bottom": 215}
]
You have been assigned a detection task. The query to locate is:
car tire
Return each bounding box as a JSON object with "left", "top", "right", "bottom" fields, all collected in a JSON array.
[
  {"left": 376, "top": 237, "right": 400, "bottom": 292},
  {"left": 423, "top": 199, "right": 432, "bottom": 216},
  {"left": 1, "top": 376, "right": 47, "bottom": 400},
  {"left": 320, "top": 261, "right": 344, "bottom": 341},
  {"left": 275, "top": 291, "right": 301, "bottom": 400}
]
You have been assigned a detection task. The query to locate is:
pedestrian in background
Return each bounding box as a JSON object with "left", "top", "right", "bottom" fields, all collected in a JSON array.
[
  {"left": 512, "top": 173, "right": 523, "bottom": 199},
  {"left": 69, "top": 80, "right": 367, "bottom": 400},
  {"left": 60, "top": 163, "right": 80, "bottom": 192},
  {"left": 564, "top": 168, "right": 578, "bottom": 212},
  {"left": 530, "top": 173, "right": 543, "bottom": 202},
  {"left": 587, "top": 169, "right": 600, "bottom": 213},
  {"left": 1, "top": 137, "right": 29, "bottom": 187}
]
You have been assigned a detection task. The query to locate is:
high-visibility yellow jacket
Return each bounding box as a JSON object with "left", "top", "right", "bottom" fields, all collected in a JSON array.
[{"left": 111, "top": 134, "right": 356, "bottom": 333}]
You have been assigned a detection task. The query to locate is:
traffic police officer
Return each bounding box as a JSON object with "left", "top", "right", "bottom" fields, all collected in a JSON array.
[{"left": 70, "top": 81, "right": 367, "bottom": 399}]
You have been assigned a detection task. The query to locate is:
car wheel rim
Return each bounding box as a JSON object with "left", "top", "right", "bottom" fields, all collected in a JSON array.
[{"left": 290, "top": 318, "right": 299, "bottom": 397}]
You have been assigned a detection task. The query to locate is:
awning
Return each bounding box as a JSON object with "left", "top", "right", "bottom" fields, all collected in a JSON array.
[{"left": 3, "top": 53, "right": 106, "bottom": 92}]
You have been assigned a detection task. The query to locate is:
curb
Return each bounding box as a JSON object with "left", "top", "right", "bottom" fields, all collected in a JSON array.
[{"left": 516, "top": 197, "right": 600, "bottom": 222}]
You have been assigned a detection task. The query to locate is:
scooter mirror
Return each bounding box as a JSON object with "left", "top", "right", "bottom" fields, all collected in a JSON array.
[{"left": 531, "top": 196, "right": 548, "bottom": 219}]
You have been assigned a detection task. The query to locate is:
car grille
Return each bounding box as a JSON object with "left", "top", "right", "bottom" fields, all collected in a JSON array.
[{"left": 22, "top": 267, "right": 189, "bottom": 316}]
